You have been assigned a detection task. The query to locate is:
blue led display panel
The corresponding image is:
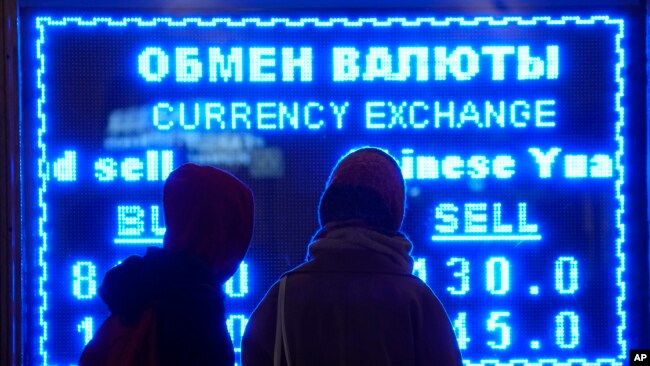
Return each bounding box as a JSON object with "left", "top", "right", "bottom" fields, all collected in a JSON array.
[{"left": 21, "top": 14, "right": 640, "bottom": 366}]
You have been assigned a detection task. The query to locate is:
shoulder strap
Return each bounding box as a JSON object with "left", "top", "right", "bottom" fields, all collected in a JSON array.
[{"left": 274, "top": 276, "right": 291, "bottom": 366}]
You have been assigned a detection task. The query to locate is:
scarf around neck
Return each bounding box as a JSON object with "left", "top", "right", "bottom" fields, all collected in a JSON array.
[{"left": 307, "top": 222, "right": 415, "bottom": 273}]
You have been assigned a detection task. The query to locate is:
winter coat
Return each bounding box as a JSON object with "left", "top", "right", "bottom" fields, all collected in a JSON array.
[
  {"left": 242, "top": 223, "right": 463, "bottom": 366},
  {"left": 79, "top": 247, "right": 235, "bottom": 366},
  {"left": 80, "top": 164, "right": 254, "bottom": 366}
]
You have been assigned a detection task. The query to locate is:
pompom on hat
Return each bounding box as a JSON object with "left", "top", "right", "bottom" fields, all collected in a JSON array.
[{"left": 318, "top": 147, "right": 405, "bottom": 232}]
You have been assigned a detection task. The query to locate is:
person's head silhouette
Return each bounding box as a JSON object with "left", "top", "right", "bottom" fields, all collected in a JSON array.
[
  {"left": 163, "top": 163, "right": 254, "bottom": 282},
  {"left": 318, "top": 147, "right": 405, "bottom": 232}
]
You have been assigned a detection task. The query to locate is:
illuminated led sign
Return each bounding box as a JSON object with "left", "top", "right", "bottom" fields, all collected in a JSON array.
[{"left": 24, "top": 15, "right": 629, "bottom": 365}]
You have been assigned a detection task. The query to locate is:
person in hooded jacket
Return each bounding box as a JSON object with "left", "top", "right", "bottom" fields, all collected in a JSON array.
[
  {"left": 80, "top": 163, "right": 254, "bottom": 366},
  {"left": 242, "top": 147, "right": 462, "bottom": 366}
]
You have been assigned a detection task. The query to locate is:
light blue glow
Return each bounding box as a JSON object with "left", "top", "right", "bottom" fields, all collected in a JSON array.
[
  {"left": 530, "top": 340, "right": 540, "bottom": 349},
  {"left": 556, "top": 312, "right": 580, "bottom": 349},
  {"left": 493, "top": 156, "right": 516, "bottom": 179},
  {"left": 441, "top": 156, "right": 464, "bottom": 179},
  {"left": 409, "top": 101, "right": 429, "bottom": 128},
  {"left": 113, "top": 238, "right": 163, "bottom": 245},
  {"left": 400, "top": 151, "right": 516, "bottom": 180},
  {"left": 529, "top": 286, "right": 540, "bottom": 295},
  {"left": 529, "top": 147, "right": 562, "bottom": 178},
  {"left": 209, "top": 48, "right": 243, "bottom": 82},
  {"left": 249, "top": 48, "right": 276, "bottom": 82},
  {"left": 467, "top": 156, "right": 489, "bottom": 179},
  {"left": 33, "top": 16, "right": 628, "bottom": 366},
  {"left": 358, "top": 99, "right": 556, "bottom": 130},
  {"left": 446, "top": 257, "right": 470, "bottom": 295},
  {"left": 205, "top": 103, "right": 226, "bottom": 129},
  {"left": 225, "top": 262, "right": 249, "bottom": 298},
  {"left": 432, "top": 235, "right": 542, "bottom": 241},
  {"left": 355, "top": 47, "right": 432, "bottom": 81},
  {"left": 95, "top": 151, "right": 173, "bottom": 182},
  {"left": 226, "top": 315, "right": 249, "bottom": 353},
  {"left": 434, "top": 46, "right": 480, "bottom": 81},
  {"left": 435, "top": 203, "right": 459, "bottom": 234},
  {"left": 453, "top": 312, "right": 470, "bottom": 350},
  {"left": 485, "top": 101, "right": 505, "bottom": 127},
  {"left": 486, "top": 257, "right": 510, "bottom": 295},
  {"left": 412, "top": 257, "right": 427, "bottom": 283},
  {"left": 52, "top": 150, "right": 77, "bottom": 182},
  {"left": 117, "top": 205, "right": 145, "bottom": 236},
  {"left": 417, "top": 156, "right": 439, "bottom": 179},
  {"left": 555, "top": 257, "right": 579, "bottom": 294},
  {"left": 77, "top": 317, "right": 94, "bottom": 346},
  {"left": 175, "top": 47, "right": 203, "bottom": 82},
  {"left": 155, "top": 102, "right": 355, "bottom": 131},
  {"left": 481, "top": 46, "right": 514, "bottom": 81},
  {"left": 94, "top": 158, "right": 118, "bottom": 182},
  {"left": 72, "top": 261, "right": 97, "bottom": 300},
  {"left": 487, "top": 312, "right": 511, "bottom": 349},
  {"left": 150, "top": 205, "right": 166, "bottom": 236},
  {"left": 333, "top": 47, "right": 360, "bottom": 81},
  {"left": 396, "top": 47, "right": 429, "bottom": 81},
  {"left": 434, "top": 101, "right": 454, "bottom": 128},
  {"left": 257, "top": 103, "right": 278, "bottom": 130},
  {"left": 465, "top": 203, "right": 488, "bottom": 233},
  {"left": 565, "top": 155, "right": 588, "bottom": 178},
  {"left": 517, "top": 46, "right": 544, "bottom": 80},
  {"left": 365, "top": 101, "right": 386, "bottom": 129},
  {"left": 493, "top": 203, "right": 513, "bottom": 233},
  {"left": 458, "top": 101, "right": 481, "bottom": 128},
  {"left": 304, "top": 102, "right": 324, "bottom": 129},
  {"left": 138, "top": 47, "right": 169, "bottom": 82},
  {"left": 433, "top": 202, "right": 540, "bottom": 239},
  {"left": 329, "top": 102, "right": 349, "bottom": 129},
  {"left": 510, "top": 101, "right": 530, "bottom": 127},
  {"left": 115, "top": 205, "right": 165, "bottom": 245},
  {"left": 362, "top": 47, "right": 393, "bottom": 81},
  {"left": 153, "top": 102, "right": 174, "bottom": 130},
  {"left": 590, "top": 155, "right": 614, "bottom": 178},
  {"left": 518, "top": 203, "right": 538, "bottom": 233},
  {"left": 535, "top": 100, "right": 556, "bottom": 127},
  {"left": 388, "top": 102, "right": 408, "bottom": 129},
  {"left": 120, "top": 158, "right": 144, "bottom": 181},
  {"left": 231, "top": 102, "right": 252, "bottom": 129}
]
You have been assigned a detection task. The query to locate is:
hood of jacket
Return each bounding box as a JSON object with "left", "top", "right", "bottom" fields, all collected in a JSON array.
[
  {"left": 307, "top": 221, "right": 415, "bottom": 273},
  {"left": 162, "top": 163, "right": 254, "bottom": 282}
]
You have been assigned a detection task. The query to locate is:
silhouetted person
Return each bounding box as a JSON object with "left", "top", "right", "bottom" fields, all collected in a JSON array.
[
  {"left": 242, "top": 147, "right": 462, "bottom": 366},
  {"left": 80, "top": 163, "right": 254, "bottom": 366}
]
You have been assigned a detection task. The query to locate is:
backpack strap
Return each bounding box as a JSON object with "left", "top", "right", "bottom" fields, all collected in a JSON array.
[{"left": 273, "top": 276, "right": 291, "bottom": 366}]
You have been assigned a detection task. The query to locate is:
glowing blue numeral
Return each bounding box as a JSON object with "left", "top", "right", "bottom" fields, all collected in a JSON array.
[
  {"left": 487, "top": 311, "right": 511, "bottom": 349},
  {"left": 77, "top": 317, "right": 94, "bottom": 346},
  {"left": 555, "top": 257, "right": 579, "bottom": 294},
  {"left": 452, "top": 312, "right": 470, "bottom": 350},
  {"left": 226, "top": 315, "right": 249, "bottom": 353},
  {"left": 225, "top": 262, "right": 249, "bottom": 298},
  {"left": 446, "top": 257, "right": 469, "bottom": 295},
  {"left": 555, "top": 311, "right": 579, "bottom": 349},
  {"left": 486, "top": 257, "right": 510, "bottom": 295},
  {"left": 72, "top": 262, "right": 97, "bottom": 300}
]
